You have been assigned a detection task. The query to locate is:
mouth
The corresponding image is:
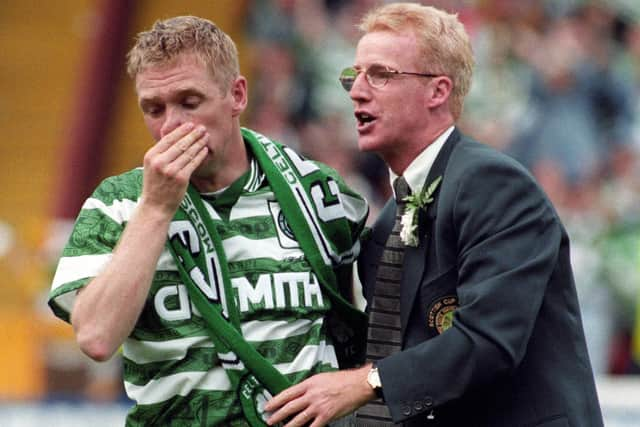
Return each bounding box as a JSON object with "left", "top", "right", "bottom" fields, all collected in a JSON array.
[{"left": 355, "top": 111, "right": 377, "bottom": 132}]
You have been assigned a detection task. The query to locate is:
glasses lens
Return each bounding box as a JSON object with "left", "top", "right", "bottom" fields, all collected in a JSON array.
[
  {"left": 366, "top": 64, "right": 391, "bottom": 88},
  {"left": 339, "top": 67, "right": 357, "bottom": 91}
]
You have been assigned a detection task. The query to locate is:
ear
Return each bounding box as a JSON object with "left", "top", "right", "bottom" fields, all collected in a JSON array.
[
  {"left": 230, "top": 76, "right": 248, "bottom": 117},
  {"left": 425, "top": 75, "right": 453, "bottom": 110}
]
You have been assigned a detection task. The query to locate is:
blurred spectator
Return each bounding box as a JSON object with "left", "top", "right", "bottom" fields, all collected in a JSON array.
[
  {"left": 460, "top": 0, "right": 541, "bottom": 150},
  {"left": 245, "top": 0, "right": 316, "bottom": 137},
  {"left": 245, "top": 0, "right": 387, "bottom": 216},
  {"left": 508, "top": 10, "right": 633, "bottom": 187}
]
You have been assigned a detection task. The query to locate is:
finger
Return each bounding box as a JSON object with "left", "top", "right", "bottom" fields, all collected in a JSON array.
[
  {"left": 309, "top": 417, "right": 326, "bottom": 427},
  {"left": 150, "top": 122, "right": 195, "bottom": 154},
  {"left": 284, "top": 409, "right": 313, "bottom": 427},
  {"left": 179, "top": 146, "right": 209, "bottom": 176},
  {"left": 267, "top": 398, "right": 308, "bottom": 426},
  {"left": 265, "top": 385, "right": 306, "bottom": 412},
  {"left": 171, "top": 125, "right": 207, "bottom": 156},
  {"left": 171, "top": 133, "right": 209, "bottom": 171},
  {"left": 148, "top": 125, "right": 206, "bottom": 170}
]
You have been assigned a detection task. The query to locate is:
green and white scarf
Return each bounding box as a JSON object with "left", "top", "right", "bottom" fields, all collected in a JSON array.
[{"left": 167, "top": 128, "right": 367, "bottom": 425}]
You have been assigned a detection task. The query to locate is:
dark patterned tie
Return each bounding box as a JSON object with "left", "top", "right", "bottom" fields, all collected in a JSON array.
[{"left": 356, "top": 176, "right": 410, "bottom": 426}]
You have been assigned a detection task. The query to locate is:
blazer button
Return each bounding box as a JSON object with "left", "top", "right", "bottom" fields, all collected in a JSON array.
[
  {"left": 413, "top": 400, "right": 424, "bottom": 411},
  {"left": 424, "top": 396, "right": 434, "bottom": 407},
  {"left": 401, "top": 403, "right": 412, "bottom": 416}
]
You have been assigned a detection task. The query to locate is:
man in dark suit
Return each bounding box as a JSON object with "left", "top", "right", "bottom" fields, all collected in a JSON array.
[{"left": 265, "top": 3, "right": 604, "bottom": 426}]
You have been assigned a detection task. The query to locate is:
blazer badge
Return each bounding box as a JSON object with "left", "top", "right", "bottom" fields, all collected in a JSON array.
[{"left": 427, "top": 295, "right": 458, "bottom": 334}]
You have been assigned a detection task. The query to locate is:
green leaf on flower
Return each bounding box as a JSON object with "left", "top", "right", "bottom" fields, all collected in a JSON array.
[{"left": 403, "top": 175, "right": 442, "bottom": 210}]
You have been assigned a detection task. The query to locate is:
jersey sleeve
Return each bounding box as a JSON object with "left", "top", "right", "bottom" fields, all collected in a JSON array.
[{"left": 48, "top": 170, "right": 142, "bottom": 322}]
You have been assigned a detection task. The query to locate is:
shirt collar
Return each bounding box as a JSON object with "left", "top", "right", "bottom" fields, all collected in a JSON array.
[
  {"left": 390, "top": 125, "right": 454, "bottom": 197},
  {"left": 200, "top": 152, "right": 265, "bottom": 199}
]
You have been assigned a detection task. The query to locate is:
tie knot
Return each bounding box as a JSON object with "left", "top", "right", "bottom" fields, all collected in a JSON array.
[{"left": 394, "top": 176, "right": 410, "bottom": 204}]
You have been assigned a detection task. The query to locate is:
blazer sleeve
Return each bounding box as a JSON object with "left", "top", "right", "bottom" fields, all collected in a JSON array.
[{"left": 378, "top": 153, "right": 563, "bottom": 422}]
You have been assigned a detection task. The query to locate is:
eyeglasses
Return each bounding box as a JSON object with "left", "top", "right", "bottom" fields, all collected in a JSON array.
[{"left": 339, "top": 64, "right": 439, "bottom": 91}]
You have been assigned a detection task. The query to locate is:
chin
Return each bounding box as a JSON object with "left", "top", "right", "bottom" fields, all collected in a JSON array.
[{"left": 357, "top": 136, "right": 383, "bottom": 153}]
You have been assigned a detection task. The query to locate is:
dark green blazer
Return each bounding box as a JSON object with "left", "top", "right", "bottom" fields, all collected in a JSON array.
[{"left": 358, "top": 129, "right": 603, "bottom": 426}]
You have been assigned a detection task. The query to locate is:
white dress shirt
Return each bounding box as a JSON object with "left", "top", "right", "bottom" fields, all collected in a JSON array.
[{"left": 389, "top": 126, "right": 454, "bottom": 197}]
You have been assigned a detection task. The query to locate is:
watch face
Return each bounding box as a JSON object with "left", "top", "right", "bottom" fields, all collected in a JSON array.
[
  {"left": 367, "top": 367, "right": 383, "bottom": 399},
  {"left": 368, "top": 368, "right": 382, "bottom": 388}
]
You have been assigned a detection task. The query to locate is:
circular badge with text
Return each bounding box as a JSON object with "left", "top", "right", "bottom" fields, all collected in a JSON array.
[{"left": 427, "top": 295, "right": 458, "bottom": 334}]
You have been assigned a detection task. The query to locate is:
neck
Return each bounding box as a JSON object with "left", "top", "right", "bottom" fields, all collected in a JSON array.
[{"left": 385, "top": 121, "right": 453, "bottom": 175}]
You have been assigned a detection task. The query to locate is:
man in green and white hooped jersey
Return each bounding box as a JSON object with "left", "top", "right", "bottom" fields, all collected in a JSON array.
[{"left": 48, "top": 16, "right": 367, "bottom": 426}]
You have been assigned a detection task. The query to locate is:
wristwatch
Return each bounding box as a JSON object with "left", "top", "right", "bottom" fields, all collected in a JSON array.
[{"left": 367, "top": 363, "right": 384, "bottom": 398}]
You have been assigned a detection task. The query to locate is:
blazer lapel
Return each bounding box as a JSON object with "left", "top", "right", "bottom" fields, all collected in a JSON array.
[{"left": 399, "top": 128, "right": 461, "bottom": 334}]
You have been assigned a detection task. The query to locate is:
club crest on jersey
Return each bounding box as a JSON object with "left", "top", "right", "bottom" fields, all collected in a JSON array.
[
  {"left": 268, "top": 200, "right": 298, "bottom": 249},
  {"left": 427, "top": 295, "right": 458, "bottom": 334}
]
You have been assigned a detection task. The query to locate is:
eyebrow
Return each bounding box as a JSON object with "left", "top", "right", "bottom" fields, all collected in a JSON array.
[
  {"left": 138, "top": 88, "right": 205, "bottom": 107},
  {"left": 353, "top": 62, "right": 391, "bottom": 71}
]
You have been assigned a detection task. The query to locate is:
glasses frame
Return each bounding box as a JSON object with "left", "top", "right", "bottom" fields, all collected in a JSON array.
[{"left": 339, "top": 64, "right": 440, "bottom": 91}]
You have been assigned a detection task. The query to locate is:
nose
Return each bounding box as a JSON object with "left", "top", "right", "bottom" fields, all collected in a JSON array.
[
  {"left": 160, "top": 106, "right": 187, "bottom": 139},
  {"left": 349, "top": 72, "right": 370, "bottom": 102}
]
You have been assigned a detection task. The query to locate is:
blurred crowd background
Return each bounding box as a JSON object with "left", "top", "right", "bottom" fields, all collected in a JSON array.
[{"left": 1, "top": 0, "right": 639, "bottom": 420}]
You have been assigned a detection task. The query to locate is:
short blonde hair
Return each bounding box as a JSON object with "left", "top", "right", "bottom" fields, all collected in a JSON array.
[
  {"left": 126, "top": 16, "right": 239, "bottom": 91},
  {"left": 359, "top": 3, "right": 474, "bottom": 119}
]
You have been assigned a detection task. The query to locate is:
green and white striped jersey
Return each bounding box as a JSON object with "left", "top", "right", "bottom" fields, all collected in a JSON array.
[{"left": 49, "top": 154, "right": 368, "bottom": 426}]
